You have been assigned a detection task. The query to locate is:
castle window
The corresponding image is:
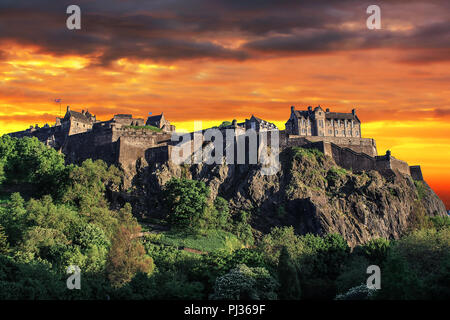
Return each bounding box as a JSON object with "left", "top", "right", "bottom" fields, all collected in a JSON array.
[
  {"left": 351, "top": 120, "right": 354, "bottom": 128},
  {"left": 337, "top": 120, "right": 340, "bottom": 127},
  {"left": 302, "top": 128, "right": 306, "bottom": 134},
  {"left": 328, "top": 130, "right": 332, "bottom": 134},
  {"left": 335, "top": 129, "right": 338, "bottom": 135},
  {"left": 319, "top": 120, "right": 324, "bottom": 128}
]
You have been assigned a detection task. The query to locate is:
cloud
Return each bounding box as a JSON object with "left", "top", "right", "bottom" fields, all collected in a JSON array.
[{"left": 0, "top": 0, "right": 448, "bottom": 65}]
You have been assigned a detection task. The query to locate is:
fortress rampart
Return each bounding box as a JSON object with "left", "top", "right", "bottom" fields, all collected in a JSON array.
[{"left": 7, "top": 106, "right": 424, "bottom": 181}]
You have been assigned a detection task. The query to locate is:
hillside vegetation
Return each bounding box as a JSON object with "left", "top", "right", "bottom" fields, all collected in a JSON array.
[{"left": 0, "top": 135, "right": 449, "bottom": 300}]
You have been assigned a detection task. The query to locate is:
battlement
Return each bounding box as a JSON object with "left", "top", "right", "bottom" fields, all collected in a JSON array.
[{"left": 6, "top": 105, "right": 425, "bottom": 182}]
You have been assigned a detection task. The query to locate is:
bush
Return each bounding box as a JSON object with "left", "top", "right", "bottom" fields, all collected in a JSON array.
[
  {"left": 210, "top": 264, "right": 278, "bottom": 300},
  {"left": 354, "top": 238, "right": 390, "bottom": 266},
  {"left": 335, "top": 284, "right": 377, "bottom": 300}
]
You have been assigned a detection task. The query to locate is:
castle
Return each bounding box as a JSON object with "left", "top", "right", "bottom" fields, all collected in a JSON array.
[
  {"left": 285, "top": 106, "right": 361, "bottom": 138},
  {"left": 8, "top": 105, "right": 424, "bottom": 183}
]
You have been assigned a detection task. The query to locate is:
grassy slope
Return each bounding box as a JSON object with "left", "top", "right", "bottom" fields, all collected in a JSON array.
[{"left": 145, "top": 229, "right": 243, "bottom": 253}]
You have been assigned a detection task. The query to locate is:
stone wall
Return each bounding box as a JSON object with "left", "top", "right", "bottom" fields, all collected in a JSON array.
[
  {"left": 410, "top": 165, "right": 424, "bottom": 181},
  {"left": 285, "top": 135, "right": 377, "bottom": 157},
  {"left": 329, "top": 143, "right": 376, "bottom": 172},
  {"left": 62, "top": 127, "right": 118, "bottom": 165}
]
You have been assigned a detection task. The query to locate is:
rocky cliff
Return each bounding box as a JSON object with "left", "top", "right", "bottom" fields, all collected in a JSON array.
[{"left": 120, "top": 146, "right": 447, "bottom": 246}]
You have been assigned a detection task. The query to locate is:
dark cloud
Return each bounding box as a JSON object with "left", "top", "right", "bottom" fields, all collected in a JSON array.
[
  {"left": 0, "top": 0, "right": 448, "bottom": 65},
  {"left": 434, "top": 108, "right": 450, "bottom": 117}
]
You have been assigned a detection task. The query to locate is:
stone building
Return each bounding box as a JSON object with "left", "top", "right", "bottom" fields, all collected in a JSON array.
[
  {"left": 7, "top": 104, "right": 424, "bottom": 182},
  {"left": 244, "top": 115, "right": 278, "bottom": 132},
  {"left": 146, "top": 113, "right": 176, "bottom": 132},
  {"left": 285, "top": 106, "right": 361, "bottom": 138},
  {"left": 59, "top": 106, "right": 97, "bottom": 135}
]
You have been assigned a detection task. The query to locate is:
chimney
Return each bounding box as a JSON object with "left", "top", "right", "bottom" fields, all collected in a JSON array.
[
  {"left": 352, "top": 108, "right": 356, "bottom": 115},
  {"left": 326, "top": 108, "right": 330, "bottom": 112},
  {"left": 232, "top": 119, "right": 237, "bottom": 127},
  {"left": 66, "top": 105, "right": 70, "bottom": 112},
  {"left": 291, "top": 106, "right": 295, "bottom": 112},
  {"left": 82, "top": 109, "right": 85, "bottom": 114},
  {"left": 308, "top": 106, "right": 312, "bottom": 111}
]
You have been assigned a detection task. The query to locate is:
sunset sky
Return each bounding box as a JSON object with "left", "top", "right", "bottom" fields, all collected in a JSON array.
[{"left": 0, "top": 0, "right": 449, "bottom": 208}]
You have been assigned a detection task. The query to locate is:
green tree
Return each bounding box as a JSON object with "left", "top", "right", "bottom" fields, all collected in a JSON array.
[
  {"left": 233, "top": 210, "right": 254, "bottom": 245},
  {"left": 277, "top": 246, "right": 301, "bottom": 300},
  {"left": 213, "top": 196, "right": 231, "bottom": 229},
  {"left": 377, "top": 227, "right": 450, "bottom": 299},
  {"left": 163, "top": 178, "right": 209, "bottom": 231},
  {"left": 354, "top": 237, "right": 390, "bottom": 266},
  {"left": 298, "top": 233, "right": 350, "bottom": 299},
  {"left": 106, "top": 204, "right": 154, "bottom": 287},
  {"left": 63, "top": 159, "right": 122, "bottom": 212},
  {"left": 260, "top": 226, "right": 304, "bottom": 266},
  {"left": 0, "top": 135, "right": 16, "bottom": 186},
  {"left": 4, "top": 137, "right": 67, "bottom": 197},
  {"left": 0, "top": 193, "right": 27, "bottom": 246},
  {"left": 0, "top": 225, "right": 9, "bottom": 254},
  {"left": 218, "top": 121, "right": 232, "bottom": 128}
]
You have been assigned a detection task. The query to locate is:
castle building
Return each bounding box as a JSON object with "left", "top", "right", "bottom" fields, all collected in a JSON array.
[
  {"left": 285, "top": 106, "right": 361, "bottom": 138},
  {"left": 146, "top": 113, "right": 176, "bottom": 132},
  {"left": 58, "top": 106, "right": 97, "bottom": 135},
  {"left": 244, "top": 115, "right": 278, "bottom": 132},
  {"left": 7, "top": 104, "right": 424, "bottom": 183}
]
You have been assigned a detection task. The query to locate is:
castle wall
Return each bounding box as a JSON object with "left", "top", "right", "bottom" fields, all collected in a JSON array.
[
  {"left": 284, "top": 135, "right": 377, "bottom": 157},
  {"left": 9, "top": 125, "right": 69, "bottom": 149},
  {"left": 68, "top": 119, "right": 93, "bottom": 135},
  {"left": 410, "top": 166, "right": 424, "bottom": 181},
  {"left": 330, "top": 143, "right": 376, "bottom": 172},
  {"left": 63, "top": 128, "right": 118, "bottom": 165},
  {"left": 115, "top": 128, "right": 173, "bottom": 184}
]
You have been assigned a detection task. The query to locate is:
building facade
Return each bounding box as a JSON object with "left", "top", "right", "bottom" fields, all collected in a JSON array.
[{"left": 285, "top": 106, "right": 361, "bottom": 138}]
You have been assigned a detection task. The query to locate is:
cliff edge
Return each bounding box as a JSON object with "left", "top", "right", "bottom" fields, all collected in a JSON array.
[{"left": 122, "top": 146, "right": 447, "bottom": 246}]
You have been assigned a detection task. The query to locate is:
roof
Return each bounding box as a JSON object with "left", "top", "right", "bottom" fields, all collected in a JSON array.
[
  {"left": 291, "top": 108, "right": 360, "bottom": 122},
  {"left": 146, "top": 114, "right": 163, "bottom": 123},
  {"left": 65, "top": 110, "right": 93, "bottom": 123},
  {"left": 249, "top": 115, "right": 263, "bottom": 123},
  {"left": 325, "top": 112, "right": 359, "bottom": 122}
]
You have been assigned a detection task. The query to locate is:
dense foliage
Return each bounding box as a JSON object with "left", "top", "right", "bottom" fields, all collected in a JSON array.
[{"left": 0, "top": 135, "right": 449, "bottom": 300}]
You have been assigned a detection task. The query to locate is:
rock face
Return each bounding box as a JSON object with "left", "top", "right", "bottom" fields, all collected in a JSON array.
[{"left": 121, "top": 147, "right": 447, "bottom": 246}]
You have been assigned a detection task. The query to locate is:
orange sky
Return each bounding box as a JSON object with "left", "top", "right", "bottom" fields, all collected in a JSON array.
[{"left": 0, "top": 1, "right": 449, "bottom": 209}]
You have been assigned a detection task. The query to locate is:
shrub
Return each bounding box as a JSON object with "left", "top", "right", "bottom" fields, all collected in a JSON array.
[
  {"left": 210, "top": 264, "right": 278, "bottom": 300},
  {"left": 335, "top": 284, "right": 377, "bottom": 300}
]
